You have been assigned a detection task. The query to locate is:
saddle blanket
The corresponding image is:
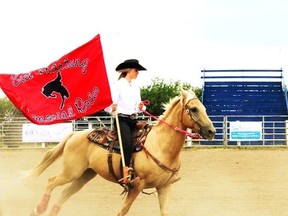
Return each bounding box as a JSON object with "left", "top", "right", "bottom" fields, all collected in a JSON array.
[{"left": 87, "top": 124, "right": 151, "bottom": 154}]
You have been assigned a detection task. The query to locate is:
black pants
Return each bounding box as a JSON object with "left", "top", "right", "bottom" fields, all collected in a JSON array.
[{"left": 114, "top": 116, "right": 137, "bottom": 166}]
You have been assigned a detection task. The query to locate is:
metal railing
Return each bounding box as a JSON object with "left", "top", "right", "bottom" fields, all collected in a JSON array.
[
  {"left": 198, "top": 115, "right": 288, "bottom": 146},
  {"left": 1, "top": 115, "right": 288, "bottom": 148},
  {"left": 0, "top": 115, "right": 150, "bottom": 147}
]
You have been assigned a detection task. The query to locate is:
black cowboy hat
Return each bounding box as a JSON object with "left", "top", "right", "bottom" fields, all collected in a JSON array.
[{"left": 115, "top": 59, "right": 147, "bottom": 72}]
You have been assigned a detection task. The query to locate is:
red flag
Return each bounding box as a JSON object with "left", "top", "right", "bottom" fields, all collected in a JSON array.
[{"left": 0, "top": 34, "right": 112, "bottom": 125}]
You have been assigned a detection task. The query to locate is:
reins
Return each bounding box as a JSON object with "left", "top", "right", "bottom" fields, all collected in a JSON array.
[{"left": 142, "top": 99, "right": 202, "bottom": 139}]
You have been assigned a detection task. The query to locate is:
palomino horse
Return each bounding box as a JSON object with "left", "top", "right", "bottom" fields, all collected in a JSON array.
[{"left": 28, "top": 89, "right": 215, "bottom": 216}]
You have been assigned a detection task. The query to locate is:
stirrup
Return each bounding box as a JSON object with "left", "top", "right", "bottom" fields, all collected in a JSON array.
[
  {"left": 119, "top": 166, "right": 134, "bottom": 184},
  {"left": 118, "top": 175, "right": 132, "bottom": 184},
  {"left": 120, "top": 176, "right": 141, "bottom": 195}
]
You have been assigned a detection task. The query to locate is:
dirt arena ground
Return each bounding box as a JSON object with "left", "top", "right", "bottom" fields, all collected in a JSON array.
[{"left": 1, "top": 147, "right": 288, "bottom": 216}]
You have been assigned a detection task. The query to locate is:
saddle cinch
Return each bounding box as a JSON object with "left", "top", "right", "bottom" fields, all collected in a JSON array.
[{"left": 87, "top": 122, "right": 152, "bottom": 153}]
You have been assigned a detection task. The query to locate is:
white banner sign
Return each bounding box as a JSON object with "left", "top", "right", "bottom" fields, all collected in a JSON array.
[
  {"left": 22, "top": 123, "right": 73, "bottom": 142},
  {"left": 230, "top": 121, "right": 262, "bottom": 141}
]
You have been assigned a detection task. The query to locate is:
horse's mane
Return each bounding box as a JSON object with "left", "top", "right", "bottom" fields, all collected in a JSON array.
[
  {"left": 154, "top": 96, "right": 181, "bottom": 126},
  {"left": 152, "top": 90, "right": 198, "bottom": 126}
]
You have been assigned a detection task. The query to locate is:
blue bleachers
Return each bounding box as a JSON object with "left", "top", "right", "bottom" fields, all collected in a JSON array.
[
  {"left": 201, "top": 69, "right": 288, "bottom": 115},
  {"left": 201, "top": 69, "right": 288, "bottom": 145}
]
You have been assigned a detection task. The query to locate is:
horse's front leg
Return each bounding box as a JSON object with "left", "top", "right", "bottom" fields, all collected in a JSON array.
[
  {"left": 117, "top": 183, "right": 143, "bottom": 216},
  {"left": 157, "top": 184, "right": 172, "bottom": 216}
]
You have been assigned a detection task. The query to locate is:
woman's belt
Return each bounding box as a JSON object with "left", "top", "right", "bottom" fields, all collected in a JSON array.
[{"left": 118, "top": 113, "right": 138, "bottom": 120}]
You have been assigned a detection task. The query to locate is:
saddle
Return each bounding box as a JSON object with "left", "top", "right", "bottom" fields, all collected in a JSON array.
[
  {"left": 87, "top": 122, "right": 152, "bottom": 191},
  {"left": 87, "top": 122, "right": 152, "bottom": 153}
]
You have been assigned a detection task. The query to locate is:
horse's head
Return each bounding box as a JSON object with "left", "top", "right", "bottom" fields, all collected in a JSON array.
[{"left": 180, "top": 89, "right": 215, "bottom": 140}]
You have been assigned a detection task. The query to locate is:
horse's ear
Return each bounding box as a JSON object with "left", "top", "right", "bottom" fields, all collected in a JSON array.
[
  {"left": 180, "top": 89, "right": 188, "bottom": 96},
  {"left": 180, "top": 89, "right": 189, "bottom": 105},
  {"left": 180, "top": 89, "right": 197, "bottom": 105}
]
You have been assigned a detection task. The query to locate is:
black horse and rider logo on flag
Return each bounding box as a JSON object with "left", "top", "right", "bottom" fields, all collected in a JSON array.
[{"left": 41, "top": 72, "right": 70, "bottom": 110}]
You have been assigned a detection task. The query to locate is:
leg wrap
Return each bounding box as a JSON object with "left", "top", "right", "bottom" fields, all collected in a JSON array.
[
  {"left": 49, "top": 205, "right": 61, "bottom": 216},
  {"left": 35, "top": 194, "right": 51, "bottom": 214}
]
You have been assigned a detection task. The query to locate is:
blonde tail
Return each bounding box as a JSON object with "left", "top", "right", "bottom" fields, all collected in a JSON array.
[{"left": 25, "top": 132, "right": 75, "bottom": 180}]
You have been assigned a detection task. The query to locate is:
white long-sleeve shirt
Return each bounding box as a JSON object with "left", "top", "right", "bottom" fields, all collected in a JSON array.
[{"left": 105, "top": 78, "right": 145, "bottom": 115}]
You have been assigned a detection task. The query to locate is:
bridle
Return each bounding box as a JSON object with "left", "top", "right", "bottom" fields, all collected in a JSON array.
[
  {"left": 184, "top": 98, "right": 203, "bottom": 134},
  {"left": 142, "top": 99, "right": 202, "bottom": 139}
]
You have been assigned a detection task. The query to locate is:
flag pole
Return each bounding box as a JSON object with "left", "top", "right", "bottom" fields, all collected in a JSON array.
[{"left": 114, "top": 112, "right": 126, "bottom": 168}]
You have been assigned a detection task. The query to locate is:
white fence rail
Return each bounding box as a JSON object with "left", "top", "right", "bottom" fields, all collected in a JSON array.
[
  {"left": 1, "top": 115, "right": 288, "bottom": 148},
  {"left": 0, "top": 116, "right": 149, "bottom": 148}
]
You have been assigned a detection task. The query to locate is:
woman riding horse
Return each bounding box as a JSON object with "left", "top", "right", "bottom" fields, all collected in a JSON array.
[
  {"left": 28, "top": 89, "right": 216, "bottom": 216},
  {"left": 104, "top": 59, "right": 147, "bottom": 187}
]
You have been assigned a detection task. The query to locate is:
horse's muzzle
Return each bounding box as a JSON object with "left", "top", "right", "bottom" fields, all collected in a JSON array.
[{"left": 200, "top": 126, "right": 216, "bottom": 140}]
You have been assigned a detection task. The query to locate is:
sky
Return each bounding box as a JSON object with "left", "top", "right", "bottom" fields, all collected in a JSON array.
[{"left": 1, "top": 0, "right": 288, "bottom": 98}]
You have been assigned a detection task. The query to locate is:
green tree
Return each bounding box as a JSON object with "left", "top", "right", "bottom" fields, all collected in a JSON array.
[
  {"left": 0, "top": 97, "right": 22, "bottom": 119},
  {"left": 140, "top": 78, "right": 202, "bottom": 116},
  {"left": 0, "top": 97, "right": 13, "bottom": 117}
]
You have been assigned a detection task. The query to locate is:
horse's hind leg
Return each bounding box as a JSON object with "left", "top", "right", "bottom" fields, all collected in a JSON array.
[
  {"left": 31, "top": 175, "right": 62, "bottom": 215},
  {"left": 48, "top": 168, "right": 97, "bottom": 216}
]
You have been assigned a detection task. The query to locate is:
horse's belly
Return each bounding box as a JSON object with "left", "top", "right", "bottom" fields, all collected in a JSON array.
[{"left": 89, "top": 147, "right": 122, "bottom": 182}]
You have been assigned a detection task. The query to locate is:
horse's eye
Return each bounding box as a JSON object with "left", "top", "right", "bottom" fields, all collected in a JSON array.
[{"left": 190, "top": 107, "right": 198, "bottom": 113}]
